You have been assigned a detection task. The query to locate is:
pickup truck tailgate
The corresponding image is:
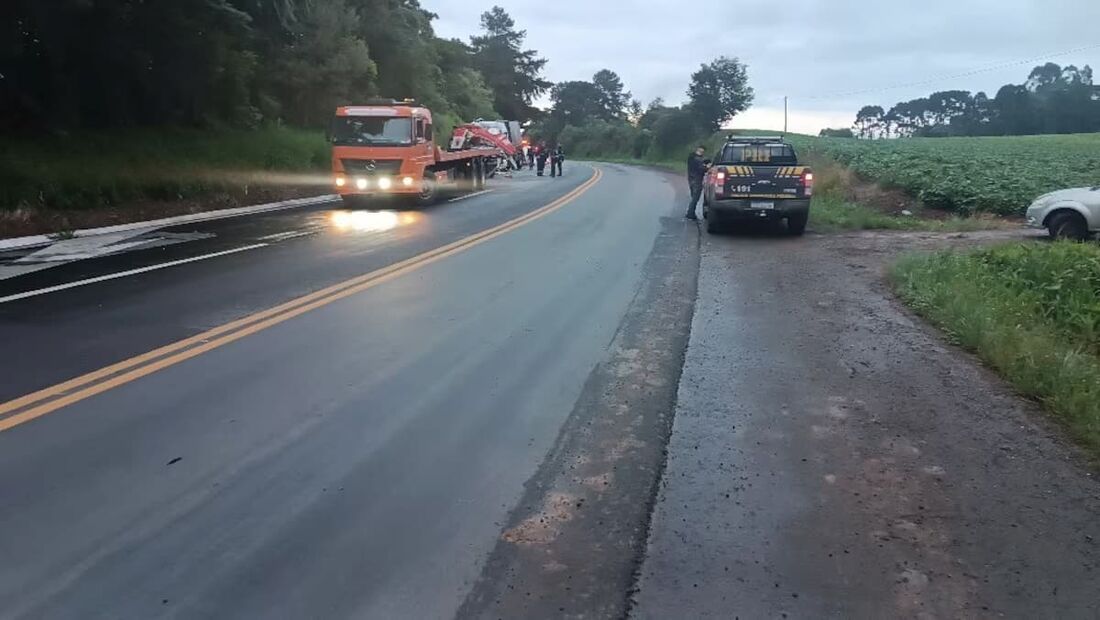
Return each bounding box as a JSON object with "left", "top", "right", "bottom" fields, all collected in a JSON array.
[{"left": 721, "top": 165, "right": 811, "bottom": 199}]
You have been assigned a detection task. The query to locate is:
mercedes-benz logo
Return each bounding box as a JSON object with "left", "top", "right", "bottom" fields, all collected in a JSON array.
[{"left": 364, "top": 160, "right": 377, "bottom": 171}]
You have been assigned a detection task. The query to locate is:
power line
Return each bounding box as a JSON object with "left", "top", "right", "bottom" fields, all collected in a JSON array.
[{"left": 798, "top": 42, "right": 1100, "bottom": 101}]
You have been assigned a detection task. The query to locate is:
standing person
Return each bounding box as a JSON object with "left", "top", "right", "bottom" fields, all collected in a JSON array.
[
  {"left": 550, "top": 144, "right": 564, "bottom": 177},
  {"left": 685, "top": 145, "right": 710, "bottom": 220},
  {"left": 527, "top": 145, "right": 536, "bottom": 168},
  {"left": 535, "top": 143, "right": 548, "bottom": 176}
]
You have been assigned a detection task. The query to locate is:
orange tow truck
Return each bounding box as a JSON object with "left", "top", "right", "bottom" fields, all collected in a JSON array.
[{"left": 331, "top": 99, "right": 513, "bottom": 207}]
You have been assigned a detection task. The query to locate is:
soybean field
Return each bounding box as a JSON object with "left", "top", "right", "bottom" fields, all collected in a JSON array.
[{"left": 794, "top": 133, "right": 1100, "bottom": 215}]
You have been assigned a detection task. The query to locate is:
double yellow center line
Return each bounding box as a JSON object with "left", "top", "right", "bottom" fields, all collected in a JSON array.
[{"left": 0, "top": 167, "right": 604, "bottom": 433}]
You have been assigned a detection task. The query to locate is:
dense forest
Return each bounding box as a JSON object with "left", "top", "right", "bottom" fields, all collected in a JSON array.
[
  {"left": 0, "top": 0, "right": 549, "bottom": 135},
  {"left": 847, "top": 63, "right": 1100, "bottom": 138},
  {"left": 1, "top": 0, "right": 756, "bottom": 162}
]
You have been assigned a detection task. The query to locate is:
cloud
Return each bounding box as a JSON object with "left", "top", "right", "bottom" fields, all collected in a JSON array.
[
  {"left": 432, "top": 0, "right": 1100, "bottom": 132},
  {"left": 727, "top": 107, "right": 854, "bottom": 136}
]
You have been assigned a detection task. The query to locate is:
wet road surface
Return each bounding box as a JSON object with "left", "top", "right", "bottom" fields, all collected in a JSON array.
[
  {"left": 3, "top": 161, "right": 1099, "bottom": 619},
  {"left": 0, "top": 164, "right": 694, "bottom": 618}
]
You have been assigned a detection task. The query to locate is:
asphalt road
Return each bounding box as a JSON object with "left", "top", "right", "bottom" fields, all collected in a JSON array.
[{"left": 0, "top": 164, "right": 694, "bottom": 618}]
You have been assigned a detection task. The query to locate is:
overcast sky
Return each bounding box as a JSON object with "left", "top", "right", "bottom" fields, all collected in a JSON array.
[{"left": 432, "top": 1, "right": 1100, "bottom": 134}]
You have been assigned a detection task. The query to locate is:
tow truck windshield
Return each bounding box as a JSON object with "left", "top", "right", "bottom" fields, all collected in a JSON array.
[{"left": 332, "top": 117, "right": 412, "bottom": 146}]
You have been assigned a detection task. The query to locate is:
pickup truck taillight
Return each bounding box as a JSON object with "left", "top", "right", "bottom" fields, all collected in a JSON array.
[
  {"left": 802, "top": 171, "right": 814, "bottom": 197},
  {"left": 713, "top": 168, "right": 726, "bottom": 194}
]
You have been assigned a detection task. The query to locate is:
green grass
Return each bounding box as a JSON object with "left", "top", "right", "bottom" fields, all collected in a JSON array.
[
  {"left": 794, "top": 133, "right": 1100, "bottom": 216},
  {"left": 0, "top": 127, "right": 329, "bottom": 211},
  {"left": 590, "top": 152, "right": 998, "bottom": 233},
  {"left": 893, "top": 242, "right": 1100, "bottom": 457},
  {"left": 809, "top": 195, "right": 996, "bottom": 232}
]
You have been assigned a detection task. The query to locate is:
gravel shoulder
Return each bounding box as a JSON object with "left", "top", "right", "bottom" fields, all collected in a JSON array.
[{"left": 632, "top": 226, "right": 1100, "bottom": 618}]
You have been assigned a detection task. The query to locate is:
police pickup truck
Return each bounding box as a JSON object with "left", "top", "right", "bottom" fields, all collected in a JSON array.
[{"left": 702, "top": 136, "right": 813, "bottom": 235}]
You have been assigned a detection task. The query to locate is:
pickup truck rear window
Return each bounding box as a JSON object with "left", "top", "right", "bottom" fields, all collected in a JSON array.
[{"left": 718, "top": 144, "right": 797, "bottom": 165}]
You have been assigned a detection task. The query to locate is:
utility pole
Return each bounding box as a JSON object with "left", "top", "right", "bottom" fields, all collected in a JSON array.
[{"left": 783, "top": 96, "right": 788, "bottom": 135}]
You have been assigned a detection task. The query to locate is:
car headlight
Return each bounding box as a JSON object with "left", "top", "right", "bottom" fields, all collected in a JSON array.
[
  {"left": 377, "top": 177, "right": 392, "bottom": 190},
  {"left": 355, "top": 177, "right": 368, "bottom": 190},
  {"left": 335, "top": 176, "right": 346, "bottom": 187}
]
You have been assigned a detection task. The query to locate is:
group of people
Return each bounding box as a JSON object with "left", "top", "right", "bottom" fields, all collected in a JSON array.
[{"left": 521, "top": 143, "right": 565, "bottom": 177}]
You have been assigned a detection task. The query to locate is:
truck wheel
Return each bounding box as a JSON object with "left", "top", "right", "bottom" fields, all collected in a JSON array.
[
  {"left": 1047, "top": 211, "right": 1087, "bottom": 241},
  {"left": 416, "top": 173, "right": 438, "bottom": 207},
  {"left": 705, "top": 212, "right": 720, "bottom": 234},
  {"left": 787, "top": 213, "right": 808, "bottom": 236}
]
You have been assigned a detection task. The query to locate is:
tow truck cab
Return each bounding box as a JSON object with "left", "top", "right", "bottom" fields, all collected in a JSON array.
[
  {"left": 330, "top": 99, "right": 491, "bottom": 206},
  {"left": 703, "top": 136, "right": 813, "bottom": 235}
]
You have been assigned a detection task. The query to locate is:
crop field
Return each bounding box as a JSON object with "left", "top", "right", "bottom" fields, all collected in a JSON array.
[{"left": 791, "top": 133, "right": 1100, "bottom": 215}]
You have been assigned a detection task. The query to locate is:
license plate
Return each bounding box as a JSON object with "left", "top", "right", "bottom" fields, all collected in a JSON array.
[{"left": 751, "top": 201, "right": 775, "bottom": 209}]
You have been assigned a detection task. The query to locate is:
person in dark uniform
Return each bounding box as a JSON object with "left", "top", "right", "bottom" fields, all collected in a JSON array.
[
  {"left": 549, "top": 144, "right": 564, "bottom": 177},
  {"left": 527, "top": 145, "right": 536, "bottom": 168},
  {"left": 535, "top": 143, "right": 549, "bottom": 176},
  {"left": 685, "top": 145, "right": 711, "bottom": 219}
]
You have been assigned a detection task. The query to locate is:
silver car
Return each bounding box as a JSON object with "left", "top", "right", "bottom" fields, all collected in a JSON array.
[{"left": 1026, "top": 187, "right": 1100, "bottom": 240}]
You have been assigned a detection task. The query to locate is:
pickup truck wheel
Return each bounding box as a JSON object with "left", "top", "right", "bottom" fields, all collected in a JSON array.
[
  {"left": 1047, "top": 211, "right": 1088, "bottom": 241},
  {"left": 787, "top": 213, "right": 808, "bottom": 236},
  {"left": 705, "top": 213, "right": 720, "bottom": 234},
  {"left": 416, "top": 173, "right": 438, "bottom": 207}
]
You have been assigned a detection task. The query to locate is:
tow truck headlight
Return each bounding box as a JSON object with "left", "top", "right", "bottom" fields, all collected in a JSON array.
[
  {"left": 335, "top": 176, "right": 347, "bottom": 187},
  {"left": 377, "top": 177, "right": 392, "bottom": 190},
  {"left": 402, "top": 176, "right": 414, "bottom": 187},
  {"left": 355, "top": 177, "right": 368, "bottom": 190}
]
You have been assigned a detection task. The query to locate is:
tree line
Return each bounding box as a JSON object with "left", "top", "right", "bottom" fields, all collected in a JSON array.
[
  {"left": 842, "top": 63, "right": 1100, "bottom": 139},
  {"left": 1, "top": 0, "right": 756, "bottom": 161},
  {"left": 1, "top": 1, "right": 548, "bottom": 134},
  {"left": 534, "top": 56, "right": 754, "bottom": 159}
]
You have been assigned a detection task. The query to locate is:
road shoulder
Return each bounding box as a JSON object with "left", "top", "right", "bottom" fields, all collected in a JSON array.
[
  {"left": 632, "top": 229, "right": 1100, "bottom": 618},
  {"left": 458, "top": 210, "right": 701, "bottom": 619}
]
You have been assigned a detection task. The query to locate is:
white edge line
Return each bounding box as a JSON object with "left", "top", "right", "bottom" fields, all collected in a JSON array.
[
  {"left": 0, "top": 195, "right": 339, "bottom": 252},
  {"left": 0, "top": 244, "right": 269, "bottom": 304},
  {"left": 256, "top": 230, "right": 317, "bottom": 242},
  {"left": 447, "top": 190, "right": 494, "bottom": 203}
]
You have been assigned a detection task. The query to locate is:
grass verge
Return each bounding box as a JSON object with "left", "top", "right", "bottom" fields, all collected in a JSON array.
[
  {"left": 810, "top": 195, "right": 1005, "bottom": 232},
  {"left": 592, "top": 155, "right": 1011, "bottom": 233},
  {"left": 1, "top": 127, "right": 329, "bottom": 212},
  {"left": 892, "top": 242, "right": 1100, "bottom": 459}
]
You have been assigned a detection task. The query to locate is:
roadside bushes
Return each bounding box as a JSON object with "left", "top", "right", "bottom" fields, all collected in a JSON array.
[
  {"left": 0, "top": 127, "right": 328, "bottom": 210},
  {"left": 551, "top": 116, "right": 710, "bottom": 165},
  {"left": 893, "top": 242, "right": 1100, "bottom": 456},
  {"left": 558, "top": 121, "right": 639, "bottom": 159}
]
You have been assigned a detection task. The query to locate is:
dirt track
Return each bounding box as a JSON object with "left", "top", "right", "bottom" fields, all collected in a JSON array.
[{"left": 633, "top": 226, "right": 1100, "bottom": 618}]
